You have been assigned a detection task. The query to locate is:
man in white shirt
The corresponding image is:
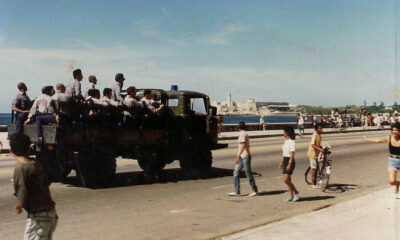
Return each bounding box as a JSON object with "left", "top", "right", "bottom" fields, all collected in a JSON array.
[
  {"left": 111, "top": 73, "right": 125, "bottom": 103},
  {"left": 124, "top": 87, "right": 142, "bottom": 116},
  {"left": 101, "top": 88, "right": 121, "bottom": 107},
  {"left": 141, "top": 90, "right": 164, "bottom": 113},
  {"left": 228, "top": 122, "right": 258, "bottom": 197},
  {"left": 84, "top": 75, "right": 97, "bottom": 98},
  {"left": 66, "top": 69, "right": 84, "bottom": 98},
  {"left": 51, "top": 83, "right": 72, "bottom": 121},
  {"left": 25, "top": 86, "right": 57, "bottom": 138}
]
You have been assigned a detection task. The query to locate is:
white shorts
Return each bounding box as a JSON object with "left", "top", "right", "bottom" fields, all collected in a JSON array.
[{"left": 309, "top": 158, "right": 317, "bottom": 169}]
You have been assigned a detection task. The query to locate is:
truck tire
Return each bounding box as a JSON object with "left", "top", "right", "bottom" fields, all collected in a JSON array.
[{"left": 138, "top": 151, "right": 166, "bottom": 178}]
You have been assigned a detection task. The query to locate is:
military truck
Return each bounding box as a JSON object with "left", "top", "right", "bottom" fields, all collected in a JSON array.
[{"left": 8, "top": 89, "right": 227, "bottom": 187}]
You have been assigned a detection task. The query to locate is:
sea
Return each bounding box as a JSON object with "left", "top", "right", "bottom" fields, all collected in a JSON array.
[{"left": 0, "top": 113, "right": 296, "bottom": 125}]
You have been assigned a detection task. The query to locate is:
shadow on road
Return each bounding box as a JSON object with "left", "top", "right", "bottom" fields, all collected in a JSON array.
[
  {"left": 258, "top": 190, "right": 287, "bottom": 196},
  {"left": 298, "top": 196, "right": 335, "bottom": 202},
  {"left": 324, "top": 183, "right": 358, "bottom": 193},
  {"left": 64, "top": 167, "right": 244, "bottom": 189}
]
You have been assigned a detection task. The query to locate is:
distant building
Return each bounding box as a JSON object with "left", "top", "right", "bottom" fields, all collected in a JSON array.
[{"left": 211, "top": 93, "right": 296, "bottom": 116}]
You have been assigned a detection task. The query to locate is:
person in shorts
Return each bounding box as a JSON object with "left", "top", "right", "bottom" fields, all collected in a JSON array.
[
  {"left": 10, "top": 133, "right": 58, "bottom": 239},
  {"left": 307, "top": 123, "right": 323, "bottom": 188},
  {"left": 363, "top": 123, "right": 400, "bottom": 194},
  {"left": 279, "top": 126, "right": 300, "bottom": 201}
]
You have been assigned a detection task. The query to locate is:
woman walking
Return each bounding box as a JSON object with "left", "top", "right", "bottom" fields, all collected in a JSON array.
[
  {"left": 363, "top": 123, "right": 400, "bottom": 194},
  {"left": 279, "top": 126, "right": 300, "bottom": 201}
]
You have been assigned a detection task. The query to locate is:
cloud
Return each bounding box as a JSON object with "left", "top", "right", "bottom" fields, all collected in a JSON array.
[
  {"left": 135, "top": 21, "right": 188, "bottom": 47},
  {"left": 199, "top": 21, "right": 253, "bottom": 45}
]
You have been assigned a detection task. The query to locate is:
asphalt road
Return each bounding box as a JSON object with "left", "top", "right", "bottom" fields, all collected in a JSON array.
[{"left": 0, "top": 131, "right": 392, "bottom": 240}]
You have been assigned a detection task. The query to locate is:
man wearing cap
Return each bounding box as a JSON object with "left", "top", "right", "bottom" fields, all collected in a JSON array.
[
  {"left": 12, "top": 82, "right": 31, "bottom": 133},
  {"left": 112, "top": 73, "right": 125, "bottom": 103},
  {"left": 66, "top": 69, "right": 83, "bottom": 98},
  {"left": 84, "top": 75, "right": 97, "bottom": 98}
]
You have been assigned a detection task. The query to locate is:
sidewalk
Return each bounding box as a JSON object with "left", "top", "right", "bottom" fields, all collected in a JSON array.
[
  {"left": 221, "top": 187, "right": 398, "bottom": 240},
  {"left": 218, "top": 126, "right": 390, "bottom": 140}
]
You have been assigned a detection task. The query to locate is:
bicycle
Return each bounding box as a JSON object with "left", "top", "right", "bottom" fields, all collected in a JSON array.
[{"left": 305, "top": 143, "right": 332, "bottom": 192}]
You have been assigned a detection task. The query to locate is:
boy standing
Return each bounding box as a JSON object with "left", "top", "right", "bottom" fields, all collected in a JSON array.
[
  {"left": 307, "top": 123, "right": 323, "bottom": 188},
  {"left": 10, "top": 133, "right": 58, "bottom": 239}
]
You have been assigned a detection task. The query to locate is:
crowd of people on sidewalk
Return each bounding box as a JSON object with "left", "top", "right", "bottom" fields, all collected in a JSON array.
[{"left": 297, "top": 109, "right": 399, "bottom": 130}]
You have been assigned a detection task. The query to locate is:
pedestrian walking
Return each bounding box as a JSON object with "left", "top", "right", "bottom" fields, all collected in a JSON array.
[
  {"left": 228, "top": 121, "right": 258, "bottom": 196},
  {"left": 10, "top": 133, "right": 58, "bottom": 239},
  {"left": 297, "top": 113, "right": 304, "bottom": 137},
  {"left": 363, "top": 123, "right": 400, "bottom": 195},
  {"left": 279, "top": 126, "right": 300, "bottom": 202},
  {"left": 260, "top": 115, "right": 266, "bottom": 131}
]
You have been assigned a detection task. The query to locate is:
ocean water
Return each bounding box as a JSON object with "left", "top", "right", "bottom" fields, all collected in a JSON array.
[
  {"left": 222, "top": 115, "right": 297, "bottom": 124},
  {"left": 0, "top": 113, "right": 11, "bottom": 125},
  {"left": 0, "top": 113, "right": 297, "bottom": 125}
]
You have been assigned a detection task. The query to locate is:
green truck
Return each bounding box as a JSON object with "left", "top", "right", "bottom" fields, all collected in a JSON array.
[{"left": 8, "top": 89, "right": 227, "bottom": 187}]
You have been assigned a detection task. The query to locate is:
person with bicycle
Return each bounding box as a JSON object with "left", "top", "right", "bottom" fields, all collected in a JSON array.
[
  {"left": 363, "top": 123, "right": 400, "bottom": 194},
  {"left": 307, "top": 123, "right": 323, "bottom": 188},
  {"left": 279, "top": 126, "right": 300, "bottom": 201}
]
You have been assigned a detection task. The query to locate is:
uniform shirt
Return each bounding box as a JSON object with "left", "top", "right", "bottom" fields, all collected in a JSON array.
[
  {"left": 84, "top": 83, "right": 96, "bottom": 98},
  {"left": 111, "top": 82, "right": 124, "bottom": 103},
  {"left": 124, "top": 95, "right": 142, "bottom": 116},
  {"left": 141, "top": 97, "right": 157, "bottom": 113},
  {"left": 282, "top": 139, "right": 295, "bottom": 157},
  {"left": 28, "top": 94, "right": 55, "bottom": 120},
  {"left": 12, "top": 92, "right": 31, "bottom": 111},
  {"left": 51, "top": 91, "right": 72, "bottom": 115},
  {"left": 51, "top": 91, "right": 71, "bottom": 103},
  {"left": 13, "top": 161, "right": 55, "bottom": 214},
  {"left": 237, "top": 131, "right": 249, "bottom": 158},
  {"left": 307, "top": 131, "right": 321, "bottom": 159},
  {"left": 101, "top": 96, "right": 120, "bottom": 107},
  {"left": 66, "top": 79, "right": 82, "bottom": 97},
  {"left": 86, "top": 96, "right": 109, "bottom": 107}
]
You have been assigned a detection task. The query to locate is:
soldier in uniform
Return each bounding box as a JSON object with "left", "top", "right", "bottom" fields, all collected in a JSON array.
[
  {"left": 84, "top": 75, "right": 97, "bottom": 98},
  {"left": 66, "top": 69, "right": 84, "bottom": 98},
  {"left": 111, "top": 73, "right": 125, "bottom": 103},
  {"left": 12, "top": 82, "right": 31, "bottom": 133}
]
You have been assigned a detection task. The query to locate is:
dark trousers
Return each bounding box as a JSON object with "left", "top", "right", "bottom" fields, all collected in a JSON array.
[
  {"left": 15, "top": 113, "right": 28, "bottom": 133},
  {"left": 36, "top": 115, "right": 56, "bottom": 136}
]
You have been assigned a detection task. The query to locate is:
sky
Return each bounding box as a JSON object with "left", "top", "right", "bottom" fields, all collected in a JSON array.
[{"left": 0, "top": 0, "right": 399, "bottom": 112}]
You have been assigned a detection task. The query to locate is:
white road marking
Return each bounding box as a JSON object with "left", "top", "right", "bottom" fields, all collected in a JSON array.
[{"left": 169, "top": 209, "right": 185, "bottom": 213}]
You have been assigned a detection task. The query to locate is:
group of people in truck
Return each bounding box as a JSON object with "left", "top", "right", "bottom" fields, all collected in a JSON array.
[{"left": 12, "top": 68, "right": 165, "bottom": 139}]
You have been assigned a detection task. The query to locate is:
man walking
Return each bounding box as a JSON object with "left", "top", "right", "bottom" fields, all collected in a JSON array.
[
  {"left": 10, "top": 133, "right": 58, "bottom": 239},
  {"left": 228, "top": 122, "right": 258, "bottom": 196}
]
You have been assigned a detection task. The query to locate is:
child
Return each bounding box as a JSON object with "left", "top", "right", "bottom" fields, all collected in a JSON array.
[{"left": 10, "top": 133, "right": 58, "bottom": 239}]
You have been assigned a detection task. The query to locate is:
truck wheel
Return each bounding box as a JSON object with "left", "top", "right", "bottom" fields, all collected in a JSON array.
[{"left": 138, "top": 152, "right": 166, "bottom": 179}]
